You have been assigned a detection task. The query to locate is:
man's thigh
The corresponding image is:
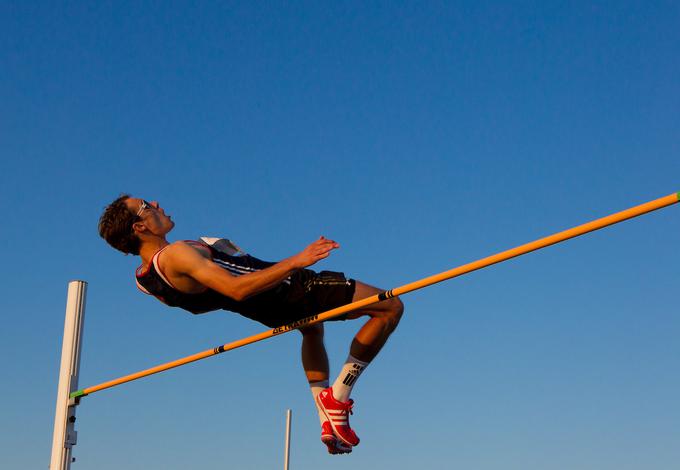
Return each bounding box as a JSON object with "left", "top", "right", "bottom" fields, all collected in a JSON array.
[{"left": 344, "top": 280, "right": 397, "bottom": 320}]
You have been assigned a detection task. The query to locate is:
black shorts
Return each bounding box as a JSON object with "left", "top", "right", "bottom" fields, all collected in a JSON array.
[{"left": 237, "top": 270, "right": 357, "bottom": 328}]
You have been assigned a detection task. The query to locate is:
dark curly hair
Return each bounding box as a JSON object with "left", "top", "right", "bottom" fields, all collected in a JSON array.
[{"left": 98, "top": 194, "right": 141, "bottom": 255}]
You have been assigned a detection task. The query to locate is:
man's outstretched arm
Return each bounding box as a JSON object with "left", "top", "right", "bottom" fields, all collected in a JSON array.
[{"left": 164, "top": 237, "right": 339, "bottom": 301}]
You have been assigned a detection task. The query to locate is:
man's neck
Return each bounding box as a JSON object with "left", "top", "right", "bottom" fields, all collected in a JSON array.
[{"left": 139, "top": 238, "right": 170, "bottom": 265}]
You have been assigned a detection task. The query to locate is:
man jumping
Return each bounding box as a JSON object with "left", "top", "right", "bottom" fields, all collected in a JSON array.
[{"left": 98, "top": 195, "right": 404, "bottom": 455}]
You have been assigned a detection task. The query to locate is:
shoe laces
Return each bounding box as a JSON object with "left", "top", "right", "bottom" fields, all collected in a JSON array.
[{"left": 342, "top": 399, "right": 354, "bottom": 415}]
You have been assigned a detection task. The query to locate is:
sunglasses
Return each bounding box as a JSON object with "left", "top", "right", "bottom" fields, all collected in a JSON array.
[{"left": 136, "top": 200, "right": 153, "bottom": 217}]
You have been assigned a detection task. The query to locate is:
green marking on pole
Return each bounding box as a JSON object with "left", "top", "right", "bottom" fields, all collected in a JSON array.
[
  {"left": 676, "top": 191, "right": 680, "bottom": 201},
  {"left": 69, "top": 390, "right": 86, "bottom": 399}
]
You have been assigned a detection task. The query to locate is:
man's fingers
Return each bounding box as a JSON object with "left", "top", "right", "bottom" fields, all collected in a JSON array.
[
  {"left": 300, "top": 237, "right": 339, "bottom": 266},
  {"left": 315, "top": 236, "right": 338, "bottom": 246},
  {"left": 311, "top": 243, "right": 338, "bottom": 252}
]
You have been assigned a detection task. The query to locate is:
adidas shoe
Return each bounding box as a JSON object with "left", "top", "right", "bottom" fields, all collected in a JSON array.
[
  {"left": 316, "top": 387, "right": 360, "bottom": 446},
  {"left": 321, "top": 421, "right": 352, "bottom": 454}
]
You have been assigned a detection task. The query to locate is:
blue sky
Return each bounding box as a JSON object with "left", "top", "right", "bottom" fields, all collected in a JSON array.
[{"left": 2, "top": 1, "right": 679, "bottom": 469}]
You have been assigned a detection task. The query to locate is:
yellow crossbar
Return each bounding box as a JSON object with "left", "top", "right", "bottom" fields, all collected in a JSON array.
[{"left": 72, "top": 192, "right": 679, "bottom": 399}]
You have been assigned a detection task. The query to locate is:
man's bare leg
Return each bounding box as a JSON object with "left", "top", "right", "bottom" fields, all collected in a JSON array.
[
  {"left": 316, "top": 280, "right": 405, "bottom": 447},
  {"left": 345, "top": 281, "right": 405, "bottom": 363},
  {"left": 299, "top": 323, "right": 329, "bottom": 383},
  {"left": 300, "top": 322, "right": 329, "bottom": 421},
  {"left": 329, "top": 280, "right": 404, "bottom": 401},
  {"left": 300, "top": 324, "right": 353, "bottom": 454},
  {"left": 300, "top": 324, "right": 330, "bottom": 426},
  {"left": 299, "top": 281, "right": 404, "bottom": 382},
  {"left": 299, "top": 281, "right": 404, "bottom": 449}
]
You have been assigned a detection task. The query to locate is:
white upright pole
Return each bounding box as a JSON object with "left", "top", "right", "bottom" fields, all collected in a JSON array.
[
  {"left": 50, "top": 281, "right": 87, "bottom": 470},
  {"left": 284, "top": 409, "right": 292, "bottom": 470}
]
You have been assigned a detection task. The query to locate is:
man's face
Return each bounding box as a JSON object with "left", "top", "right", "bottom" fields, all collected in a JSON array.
[{"left": 126, "top": 197, "right": 175, "bottom": 236}]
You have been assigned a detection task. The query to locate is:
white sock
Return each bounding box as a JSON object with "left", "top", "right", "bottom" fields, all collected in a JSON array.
[
  {"left": 310, "top": 380, "right": 329, "bottom": 426},
  {"left": 331, "top": 354, "right": 369, "bottom": 402}
]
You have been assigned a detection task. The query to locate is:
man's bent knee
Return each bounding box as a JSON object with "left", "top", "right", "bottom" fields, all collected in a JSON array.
[{"left": 384, "top": 297, "right": 404, "bottom": 330}]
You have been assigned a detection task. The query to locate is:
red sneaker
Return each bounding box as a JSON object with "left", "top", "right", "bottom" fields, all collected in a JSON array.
[
  {"left": 321, "top": 421, "right": 352, "bottom": 454},
  {"left": 316, "top": 387, "right": 360, "bottom": 446}
]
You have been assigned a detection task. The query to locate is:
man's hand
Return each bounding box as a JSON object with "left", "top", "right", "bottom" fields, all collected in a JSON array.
[{"left": 290, "top": 236, "right": 340, "bottom": 269}]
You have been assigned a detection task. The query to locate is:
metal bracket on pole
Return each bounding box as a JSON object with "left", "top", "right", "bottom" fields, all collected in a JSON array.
[
  {"left": 50, "top": 281, "right": 87, "bottom": 470},
  {"left": 64, "top": 394, "right": 79, "bottom": 449}
]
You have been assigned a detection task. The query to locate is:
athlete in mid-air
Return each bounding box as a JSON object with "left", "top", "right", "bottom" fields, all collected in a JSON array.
[{"left": 98, "top": 195, "right": 404, "bottom": 455}]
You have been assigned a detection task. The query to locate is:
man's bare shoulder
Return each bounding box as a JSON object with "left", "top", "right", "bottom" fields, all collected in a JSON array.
[{"left": 161, "top": 241, "right": 211, "bottom": 269}]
